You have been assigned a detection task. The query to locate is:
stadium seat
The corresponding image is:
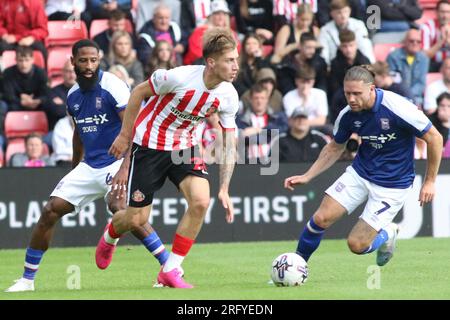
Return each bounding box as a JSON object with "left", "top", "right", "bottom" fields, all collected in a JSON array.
[
  {"left": 89, "top": 19, "right": 134, "bottom": 39},
  {"left": 426, "top": 72, "right": 443, "bottom": 85},
  {"left": 47, "top": 20, "right": 88, "bottom": 47},
  {"left": 419, "top": 0, "right": 438, "bottom": 9},
  {"left": 1, "top": 50, "right": 45, "bottom": 70},
  {"left": 5, "top": 138, "right": 50, "bottom": 165},
  {"left": 47, "top": 47, "right": 72, "bottom": 79},
  {"left": 262, "top": 45, "right": 274, "bottom": 58},
  {"left": 374, "top": 43, "right": 403, "bottom": 62},
  {"left": 4, "top": 111, "right": 49, "bottom": 140}
]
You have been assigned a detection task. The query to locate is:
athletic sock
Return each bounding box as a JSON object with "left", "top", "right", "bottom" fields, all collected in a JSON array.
[
  {"left": 359, "top": 229, "right": 389, "bottom": 254},
  {"left": 296, "top": 217, "right": 325, "bottom": 262},
  {"left": 103, "top": 222, "right": 120, "bottom": 245},
  {"left": 23, "top": 247, "right": 44, "bottom": 280},
  {"left": 141, "top": 231, "right": 169, "bottom": 265},
  {"left": 162, "top": 233, "right": 195, "bottom": 272}
]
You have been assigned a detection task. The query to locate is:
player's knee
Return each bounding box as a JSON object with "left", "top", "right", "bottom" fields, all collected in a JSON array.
[
  {"left": 347, "top": 236, "right": 368, "bottom": 254},
  {"left": 189, "top": 197, "right": 210, "bottom": 217},
  {"left": 39, "top": 202, "right": 62, "bottom": 228},
  {"left": 128, "top": 212, "right": 148, "bottom": 230},
  {"left": 108, "top": 199, "right": 126, "bottom": 214}
]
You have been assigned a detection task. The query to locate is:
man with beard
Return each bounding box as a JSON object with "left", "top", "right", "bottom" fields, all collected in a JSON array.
[{"left": 5, "top": 40, "right": 168, "bottom": 292}]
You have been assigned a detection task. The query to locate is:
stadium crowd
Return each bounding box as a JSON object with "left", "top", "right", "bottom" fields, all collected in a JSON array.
[{"left": 0, "top": 0, "right": 449, "bottom": 168}]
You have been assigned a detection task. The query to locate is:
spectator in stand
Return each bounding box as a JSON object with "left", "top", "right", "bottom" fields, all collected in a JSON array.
[
  {"left": 318, "top": 0, "right": 375, "bottom": 66},
  {"left": 93, "top": 9, "right": 134, "bottom": 57},
  {"left": 52, "top": 115, "right": 74, "bottom": 168},
  {"left": 180, "top": 0, "right": 211, "bottom": 35},
  {"left": 239, "top": 67, "right": 283, "bottom": 114},
  {"left": 3, "top": 46, "right": 50, "bottom": 114},
  {"left": 145, "top": 40, "right": 178, "bottom": 78},
  {"left": 235, "top": 0, "right": 274, "bottom": 44},
  {"left": 421, "top": 0, "right": 450, "bottom": 72},
  {"left": 86, "top": 0, "right": 132, "bottom": 21},
  {"left": 0, "top": 0, "right": 48, "bottom": 61},
  {"left": 277, "top": 109, "right": 328, "bottom": 162},
  {"left": 272, "top": 0, "right": 319, "bottom": 33},
  {"left": 366, "top": 0, "right": 422, "bottom": 33},
  {"left": 108, "top": 64, "right": 133, "bottom": 87},
  {"left": 372, "top": 61, "right": 413, "bottom": 100},
  {"left": 137, "top": 3, "right": 186, "bottom": 66},
  {"left": 46, "top": 60, "right": 77, "bottom": 131},
  {"left": 387, "top": 28, "right": 429, "bottom": 106},
  {"left": 136, "top": 0, "right": 181, "bottom": 32},
  {"left": 100, "top": 30, "right": 144, "bottom": 89},
  {"left": 236, "top": 83, "right": 288, "bottom": 163},
  {"left": 233, "top": 33, "right": 271, "bottom": 96},
  {"left": 424, "top": 57, "right": 450, "bottom": 115},
  {"left": 9, "top": 133, "right": 55, "bottom": 167},
  {"left": 45, "top": 0, "right": 88, "bottom": 23},
  {"left": 183, "top": 0, "right": 240, "bottom": 65},
  {"left": 271, "top": 3, "right": 319, "bottom": 65},
  {"left": 316, "top": 0, "right": 365, "bottom": 27},
  {"left": 276, "top": 32, "right": 327, "bottom": 95},
  {"left": 429, "top": 92, "right": 450, "bottom": 149},
  {"left": 329, "top": 30, "right": 371, "bottom": 99},
  {"left": 0, "top": 79, "right": 7, "bottom": 151},
  {"left": 282, "top": 66, "right": 328, "bottom": 127}
]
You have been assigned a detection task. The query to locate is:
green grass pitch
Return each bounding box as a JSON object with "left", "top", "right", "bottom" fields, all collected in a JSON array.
[{"left": 0, "top": 238, "right": 449, "bottom": 300}]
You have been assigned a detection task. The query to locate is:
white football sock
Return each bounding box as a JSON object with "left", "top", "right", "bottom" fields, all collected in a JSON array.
[
  {"left": 163, "top": 252, "right": 185, "bottom": 272},
  {"left": 104, "top": 230, "right": 119, "bottom": 245}
]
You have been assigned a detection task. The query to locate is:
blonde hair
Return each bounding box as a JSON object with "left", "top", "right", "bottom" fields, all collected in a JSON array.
[
  {"left": 108, "top": 30, "right": 136, "bottom": 67},
  {"left": 202, "top": 27, "right": 236, "bottom": 59},
  {"left": 344, "top": 65, "right": 375, "bottom": 84}
]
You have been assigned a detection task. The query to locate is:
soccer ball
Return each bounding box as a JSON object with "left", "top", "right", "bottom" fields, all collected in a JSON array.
[{"left": 271, "top": 253, "right": 308, "bottom": 287}]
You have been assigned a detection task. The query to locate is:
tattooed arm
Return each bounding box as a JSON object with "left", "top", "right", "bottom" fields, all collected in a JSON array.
[{"left": 218, "top": 128, "right": 237, "bottom": 223}]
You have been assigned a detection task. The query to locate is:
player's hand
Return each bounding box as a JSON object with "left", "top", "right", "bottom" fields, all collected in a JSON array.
[
  {"left": 284, "top": 175, "right": 310, "bottom": 191},
  {"left": 109, "top": 133, "right": 130, "bottom": 159},
  {"left": 111, "top": 167, "right": 128, "bottom": 200},
  {"left": 218, "top": 190, "right": 234, "bottom": 223},
  {"left": 419, "top": 181, "right": 435, "bottom": 207}
]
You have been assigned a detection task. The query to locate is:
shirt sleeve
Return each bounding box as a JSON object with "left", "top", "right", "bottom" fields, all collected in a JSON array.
[
  {"left": 107, "top": 74, "right": 131, "bottom": 110},
  {"left": 333, "top": 107, "right": 352, "bottom": 144},
  {"left": 218, "top": 89, "right": 239, "bottom": 131},
  {"left": 148, "top": 68, "right": 179, "bottom": 96}
]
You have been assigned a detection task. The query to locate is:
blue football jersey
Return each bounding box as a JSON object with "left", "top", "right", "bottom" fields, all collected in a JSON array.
[
  {"left": 66, "top": 71, "right": 130, "bottom": 168},
  {"left": 333, "top": 89, "right": 432, "bottom": 188}
]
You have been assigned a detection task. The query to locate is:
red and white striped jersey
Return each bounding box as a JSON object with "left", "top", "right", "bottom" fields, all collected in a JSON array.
[
  {"left": 273, "top": 0, "right": 318, "bottom": 22},
  {"left": 421, "top": 19, "right": 450, "bottom": 63},
  {"left": 133, "top": 65, "right": 239, "bottom": 151}
]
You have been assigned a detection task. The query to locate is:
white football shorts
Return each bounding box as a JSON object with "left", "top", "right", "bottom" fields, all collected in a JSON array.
[
  {"left": 325, "top": 166, "right": 412, "bottom": 231},
  {"left": 50, "top": 160, "right": 123, "bottom": 214}
]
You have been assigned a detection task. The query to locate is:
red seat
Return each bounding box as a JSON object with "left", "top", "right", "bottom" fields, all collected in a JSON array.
[
  {"left": 89, "top": 19, "right": 134, "bottom": 39},
  {"left": 4, "top": 111, "right": 49, "bottom": 140},
  {"left": 262, "top": 45, "right": 274, "bottom": 58},
  {"left": 426, "top": 72, "right": 443, "bottom": 85},
  {"left": 419, "top": 0, "right": 439, "bottom": 9},
  {"left": 374, "top": 43, "right": 403, "bottom": 62},
  {"left": 47, "top": 47, "right": 72, "bottom": 79},
  {"left": 1, "top": 50, "right": 46, "bottom": 70},
  {"left": 47, "top": 20, "right": 88, "bottom": 47},
  {"left": 5, "top": 138, "right": 50, "bottom": 165}
]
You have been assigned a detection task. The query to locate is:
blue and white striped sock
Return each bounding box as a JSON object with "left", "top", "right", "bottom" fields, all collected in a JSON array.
[
  {"left": 141, "top": 232, "right": 169, "bottom": 266},
  {"left": 359, "top": 229, "right": 389, "bottom": 254},
  {"left": 23, "top": 247, "right": 44, "bottom": 280},
  {"left": 296, "top": 217, "right": 325, "bottom": 262}
]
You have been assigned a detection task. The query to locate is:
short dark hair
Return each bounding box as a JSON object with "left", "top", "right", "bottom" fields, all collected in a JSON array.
[
  {"left": 15, "top": 46, "right": 33, "bottom": 58},
  {"left": 250, "top": 83, "right": 268, "bottom": 96},
  {"left": 109, "top": 9, "right": 126, "bottom": 21},
  {"left": 300, "top": 32, "right": 316, "bottom": 44},
  {"left": 438, "top": 0, "right": 450, "bottom": 10},
  {"left": 371, "top": 61, "right": 390, "bottom": 76},
  {"left": 330, "top": 0, "right": 350, "bottom": 11},
  {"left": 72, "top": 39, "right": 100, "bottom": 57},
  {"left": 339, "top": 29, "right": 355, "bottom": 43},
  {"left": 296, "top": 65, "right": 316, "bottom": 80},
  {"left": 437, "top": 92, "right": 450, "bottom": 105}
]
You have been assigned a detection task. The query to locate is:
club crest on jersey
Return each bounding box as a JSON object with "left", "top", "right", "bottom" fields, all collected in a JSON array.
[
  {"left": 380, "top": 118, "right": 390, "bottom": 130},
  {"left": 132, "top": 190, "right": 145, "bottom": 202},
  {"left": 96, "top": 97, "right": 102, "bottom": 110}
]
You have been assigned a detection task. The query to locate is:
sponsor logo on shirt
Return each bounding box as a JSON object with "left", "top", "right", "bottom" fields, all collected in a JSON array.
[
  {"left": 170, "top": 107, "right": 202, "bottom": 122},
  {"left": 360, "top": 133, "right": 397, "bottom": 149},
  {"left": 74, "top": 113, "right": 109, "bottom": 125}
]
